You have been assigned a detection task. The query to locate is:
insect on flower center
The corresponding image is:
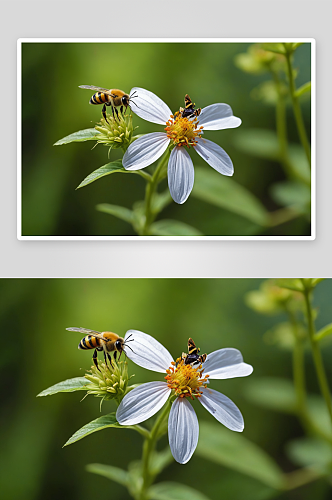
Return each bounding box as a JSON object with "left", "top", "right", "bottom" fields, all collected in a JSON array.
[
  {"left": 165, "top": 357, "right": 209, "bottom": 399},
  {"left": 165, "top": 112, "right": 203, "bottom": 148}
]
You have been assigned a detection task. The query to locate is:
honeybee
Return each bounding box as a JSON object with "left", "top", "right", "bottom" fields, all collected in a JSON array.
[
  {"left": 66, "top": 327, "right": 134, "bottom": 371},
  {"left": 182, "top": 338, "right": 207, "bottom": 365},
  {"left": 79, "top": 85, "right": 138, "bottom": 123},
  {"left": 180, "top": 94, "right": 201, "bottom": 119}
]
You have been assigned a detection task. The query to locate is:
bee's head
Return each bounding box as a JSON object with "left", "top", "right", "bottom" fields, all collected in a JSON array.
[
  {"left": 115, "top": 338, "right": 124, "bottom": 352},
  {"left": 121, "top": 95, "right": 130, "bottom": 106}
]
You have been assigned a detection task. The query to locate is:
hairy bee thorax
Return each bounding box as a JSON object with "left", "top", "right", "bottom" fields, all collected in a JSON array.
[{"left": 165, "top": 357, "right": 209, "bottom": 400}]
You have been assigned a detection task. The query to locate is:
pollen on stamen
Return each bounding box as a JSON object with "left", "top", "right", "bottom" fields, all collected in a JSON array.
[
  {"left": 165, "top": 112, "right": 203, "bottom": 149},
  {"left": 164, "top": 356, "right": 209, "bottom": 400}
]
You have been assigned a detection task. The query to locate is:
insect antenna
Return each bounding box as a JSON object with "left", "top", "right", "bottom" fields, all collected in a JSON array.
[{"left": 123, "top": 342, "right": 136, "bottom": 354}]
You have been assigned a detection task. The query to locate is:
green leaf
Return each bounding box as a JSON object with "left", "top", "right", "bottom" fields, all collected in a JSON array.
[
  {"left": 286, "top": 437, "right": 332, "bottom": 471},
  {"left": 196, "top": 421, "right": 285, "bottom": 490},
  {"left": 233, "top": 129, "right": 280, "bottom": 161},
  {"left": 150, "top": 448, "right": 174, "bottom": 475},
  {"left": 63, "top": 413, "right": 126, "bottom": 447},
  {"left": 149, "top": 219, "right": 203, "bottom": 236},
  {"left": 244, "top": 377, "right": 297, "bottom": 414},
  {"left": 37, "top": 377, "right": 88, "bottom": 397},
  {"left": 288, "top": 144, "right": 311, "bottom": 184},
  {"left": 86, "top": 463, "right": 129, "bottom": 486},
  {"left": 311, "top": 278, "right": 325, "bottom": 288},
  {"left": 151, "top": 190, "right": 173, "bottom": 214},
  {"left": 270, "top": 181, "right": 310, "bottom": 212},
  {"left": 148, "top": 482, "right": 212, "bottom": 500},
  {"left": 315, "top": 323, "right": 332, "bottom": 343},
  {"left": 192, "top": 166, "right": 269, "bottom": 227},
  {"left": 54, "top": 128, "right": 101, "bottom": 145},
  {"left": 261, "top": 43, "right": 286, "bottom": 55},
  {"left": 76, "top": 160, "right": 127, "bottom": 189},
  {"left": 295, "top": 81, "right": 311, "bottom": 98},
  {"left": 275, "top": 278, "right": 305, "bottom": 292},
  {"left": 233, "top": 129, "right": 311, "bottom": 184},
  {"left": 96, "top": 203, "right": 134, "bottom": 224},
  {"left": 307, "top": 395, "right": 332, "bottom": 438}
]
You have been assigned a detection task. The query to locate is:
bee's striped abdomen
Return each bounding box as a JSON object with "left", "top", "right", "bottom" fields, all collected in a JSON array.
[
  {"left": 78, "top": 335, "right": 100, "bottom": 350},
  {"left": 90, "top": 92, "right": 109, "bottom": 105}
]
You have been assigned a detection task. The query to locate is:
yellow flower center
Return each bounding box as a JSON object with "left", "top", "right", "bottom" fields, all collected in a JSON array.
[
  {"left": 165, "top": 357, "right": 209, "bottom": 399},
  {"left": 165, "top": 112, "right": 203, "bottom": 148}
]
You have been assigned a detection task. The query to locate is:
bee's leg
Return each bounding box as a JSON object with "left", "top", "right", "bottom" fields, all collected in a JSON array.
[
  {"left": 93, "top": 349, "right": 100, "bottom": 372},
  {"left": 120, "top": 105, "right": 123, "bottom": 115},
  {"left": 113, "top": 351, "right": 118, "bottom": 361},
  {"left": 106, "top": 352, "right": 114, "bottom": 369},
  {"left": 110, "top": 104, "right": 116, "bottom": 122},
  {"left": 102, "top": 104, "right": 109, "bottom": 124},
  {"left": 114, "top": 107, "right": 120, "bottom": 121}
]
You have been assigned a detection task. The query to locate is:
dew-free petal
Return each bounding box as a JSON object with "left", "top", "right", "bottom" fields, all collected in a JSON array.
[
  {"left": 123, "top": 133, "right": 170, "bottom": 171},
  {"left": 168, "top": 146, "right": 194, "bottom": 204},
  {"left": 199, "top": 388, "right": 244, "bottom": 431},
  {"left": 203, "top": 348, "right": 253, "bottom": 380},
  {"left": 195, "top": 138, "right": 234, "bottom": 176},
  {"left": 198, "top": 103, "right": 242, "bottom": 130},
  {"left": 129, "top": 87, "right": 172, "bottom": 125},
  {"left": 168, "top": 397, "right": 199, "bottom": 464},
  {"left": 116, "top": 382, "right": 171, "bottom": 425},
  {"left": 124, "top": 330, "right": 174, "bottom": 372}
]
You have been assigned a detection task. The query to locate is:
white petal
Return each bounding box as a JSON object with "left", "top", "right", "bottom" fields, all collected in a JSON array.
[
  {"left": 199, "top": 388, "right": 244, "bottom": 432},
  {"left": 168, "top": 398, "right": 199, "bottom": 464},
  {"left": 194, "top": 138, "right": 234, "bottom": 176},
  {"left": 168, "top": 147, "right": 194, "bottom": 204},
  {"left": 204, "top": 348, "right": 253, "bottom": 380},
  {"left": 198, "top": 103, "right": 242, "bottom": 130},
  {"left": 129, "top": 87, "right": 172, "bottom": 125},
  {"left": 124, "top": 330, "right": 174, "bottom": 372},
  {"left": 116, "top": 382, "right": 171, "bottom": 425},
  {"left": 123, "top": 133, "right": 170, "bottom": 171}
]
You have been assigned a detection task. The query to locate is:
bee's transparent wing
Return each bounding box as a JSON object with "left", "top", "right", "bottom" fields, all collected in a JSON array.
[
  {"left": 66, "top": 327, "right": 106, "bottom": 341},
  {"left": 79, "top": 85, "right": 116, "bottom": 96}
]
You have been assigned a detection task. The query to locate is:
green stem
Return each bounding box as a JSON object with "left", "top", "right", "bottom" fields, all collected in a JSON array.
[
  {"left": 283, "top": 46, "right": 311, "bottom": 167},
  {"left": 285, "top": 466, "right": 325, "bottom": 490},
  {"left": 139, "top": 400, "right": 171, "bottom": 500},
  {"left": 141, "top": 150, "right": 170, "bottom": 236},
  {"left": 289, "top": 311, "right": 307, "bottom": 417},
  {"left": 301, "top": 281, "right": 332, "bottom": 427},
  {"left": 268, "top": 206, "right": 302, "bottom": 227},
  {"left": 271, "top": 69, "right": 290, "bottom": 176}
]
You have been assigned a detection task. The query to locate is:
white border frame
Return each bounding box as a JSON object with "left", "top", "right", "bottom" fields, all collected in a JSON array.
[{"left": 17, "top": 38, "right": 315, "bottom": 241}]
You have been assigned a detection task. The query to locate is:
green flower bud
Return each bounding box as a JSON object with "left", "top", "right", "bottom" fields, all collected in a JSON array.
[
  {"left": 245, "top": 279, "right": 303, "bottom": 316},
  {"left": 94, "top": 113, "right": 137, "bottom": 152},
  {"left": 84, "top": 360, "right": 133, "bottom": 404}
]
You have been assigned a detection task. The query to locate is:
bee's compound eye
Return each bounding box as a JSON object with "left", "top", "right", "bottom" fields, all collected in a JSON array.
[
  {"left": 122, "top": 96, "right": 128, "bottom": 105},
  {"left": 115, "top": 340, "right": 122, "bottom": 350}
]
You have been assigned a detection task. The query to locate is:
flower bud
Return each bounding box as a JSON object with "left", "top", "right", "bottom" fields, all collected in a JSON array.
[
  {"left": 84, "top": 360, "right": 132, "bottom": 404},
  {"left": 94, "top": 113, "right": 137, "bottom": 151}
]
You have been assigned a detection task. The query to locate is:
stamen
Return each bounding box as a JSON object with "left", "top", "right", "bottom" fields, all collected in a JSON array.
[
  {"left": 165, "top": 112, "right": 203, "bottom": 148},
  {"left": 165, "top": 357, "right": 209, "bottom": 400}
]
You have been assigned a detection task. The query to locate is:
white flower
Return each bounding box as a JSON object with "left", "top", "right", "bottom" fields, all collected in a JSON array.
[
  {"left": 117, "top": 330, "right": 253, "bottom": 464},
  {"left": 125, "top": 88, "right": 242, "bottom": 204}
]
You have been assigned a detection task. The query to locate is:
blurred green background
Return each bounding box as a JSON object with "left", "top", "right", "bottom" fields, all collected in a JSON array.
[
  {"left": 21, "top": 42, "right": 311, "bottom": 236},
  {"left": 1, "top": 278, "right": 331, "bottom": 499}
]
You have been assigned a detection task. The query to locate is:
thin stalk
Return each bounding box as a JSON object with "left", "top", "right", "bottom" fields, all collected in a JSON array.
[
  {"left": 289, "top": 311, "right": 307, "bottom": 418},
  {"left": 301, "top": 281, "right": 332, "bottom": 426},
  {"left": 268, "top": 207, "right": 302, "bottom": 227},
  {"left": 271, "top": 69, "right": 290, "bottom": 177},
  {"left": 285, "top": 466, "right": 325, "bottom": 490},
  {"left": 283, "top": 47, "right": 311, "bottom": 167},
  {"left": 139, "top": 400, "right": 171, "bottom": 500},
  {"left": 141, "top": 150, "right": 170, "bottom": 236}
]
